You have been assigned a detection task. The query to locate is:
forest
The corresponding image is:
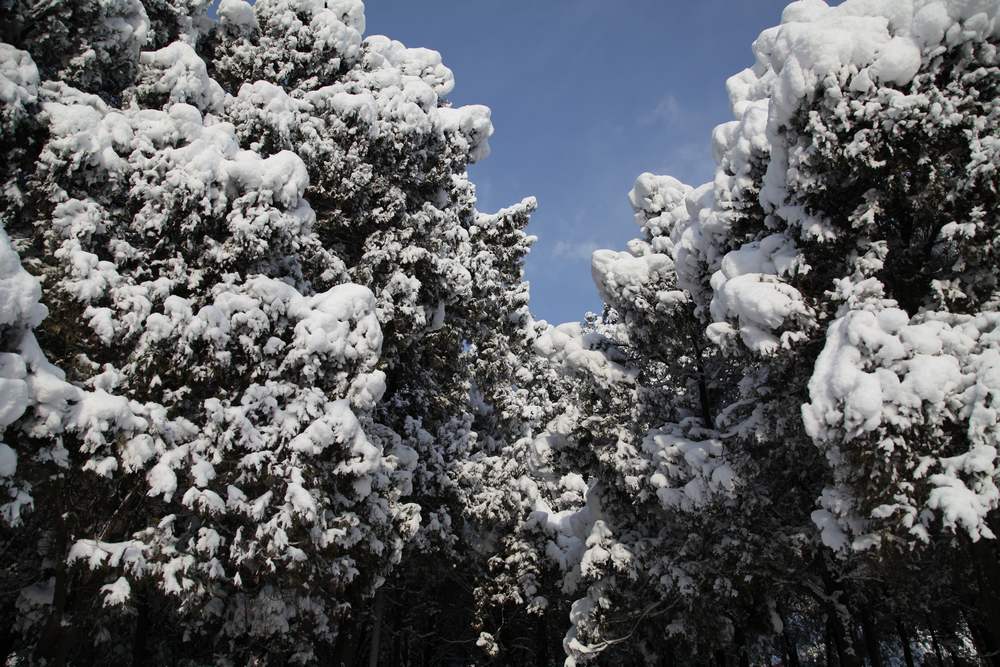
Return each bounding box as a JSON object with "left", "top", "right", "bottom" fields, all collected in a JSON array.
[{"left": 0, "top": 0, "right": 998, "bottom": 664}]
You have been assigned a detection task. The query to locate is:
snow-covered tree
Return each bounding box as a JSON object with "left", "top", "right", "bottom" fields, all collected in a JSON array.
[
  {"left": 496, "top": 1, "right": 1000, "bottom": 665},
  {"left": 0, "top": 0, "right": 537, "bottom": 662},
  {"left": 3, "top": 0, "right": 998, "bottom": 664}
]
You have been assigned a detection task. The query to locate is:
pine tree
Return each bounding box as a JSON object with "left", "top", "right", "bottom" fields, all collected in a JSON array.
[
  {"left": 497, "top": 1, "right": 1000, "bottom": 665},
  {"left": 0, "top": 0, "right": 536, "bottom": 662}
]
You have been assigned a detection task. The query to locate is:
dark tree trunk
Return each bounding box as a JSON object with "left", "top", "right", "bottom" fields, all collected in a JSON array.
[
  {"left": 819, "top": 561, "right": 861, "bottom": 667},
  {"left": 781, "top": 620, "right": 801, "bottom": 667},
  {"left": 35, "top": 513, "right": 70, "bottom": 667},
  {"left": 0, "top": 599, "right": 15, "bottom": 664},
  {"left": 827, "top": 612, "right": 863, "bottom": 667},
  {"left": 663, "top": 641, "right": 677, "bottom": 667},
  {"left": 949, "top": 638, "right": 968, "bottom": 667},
  {"left": 535, "top": 614, "right": 549, "bottom": 667},
  {"left": 421, "top": 609, "right": 433, "bottom": 667},
  {"left": 332, "top": 616, "right": 359, "bottom": 667},
  {"left": 391, "top": 594, "right": 402, "bottom": 666},
  {"left": 928, "top": 616, "right": 946, "bottom": 667},
  {"left": 969, "top": 538, "right": 1000, "bottom": 667},
  {"left": 735, "top": 626, "right": 750, "bottom": 667},
  {"left": 368, "top": 590, "right": 386, "bottom": 667},
  {"left": 131, "top": 589, "right": 150, "bottom": 667},
  {"left": 688, "top": 325, "right": 714, "bottom": 428},
  {"left": 860, "top": 607, "right": 883, "bottom": 667},
  {"left": 895, "top": 620, "right": 914, "bottom": 667},
  {"left": 825, "top": 619, "right": 836, "bottom": 667}
]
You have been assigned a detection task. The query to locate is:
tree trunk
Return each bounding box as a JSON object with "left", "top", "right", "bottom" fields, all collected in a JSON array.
[
  {"left": 963, "top": 612, "right": 997, "bottom": 667},
  {"left": 131, "top": 588, "right": 150, "bottom": 667},
  {"left": 332, "top": 616, "right": 359, "bottom": 667},
  {"left": 391, "top": 593, "right": 402, "bottom": 666},
  {"left": 859, "top": 607, "right": 883, "bottom": 667},
  {"left": 781, "top": 621, "right": 801, "bottom": 667},
  {"left": 818, "top": 560, "right": 861, "bottom": 667},
  {"left": 969, "top": 538, "right": 1000, "bottom": 667},
  {"left": 688, "top": 325, "right": 714, "bottom": 428},
  {"left": 827, "top": 612, "right": 863, "bottom": 667},
  {"left": 0, "top": 598, "right": 16, "bottom": 663},
  {"left": 421, "top": 609, "right": 433, "bottom": 667},
  {"left": 895, "top": 620, "right": 915, "bottom": 667},
  {"left": 535, "top": 614, "right": 549, "bottom": 667},
  {"left": 927, "top": 616, "right": 946, "bottom": 667},
  {"left": 35, "top": 514, "right": 70, "bottom": 667},
  {"left": 825, "top": 619, "right": 836, "bottom": 667},
  {"left": 735, "top": 625, "right": 750, "bottom": 667},
  {"left": 368, "top": 589, "right": 386, "bottom": 667}
]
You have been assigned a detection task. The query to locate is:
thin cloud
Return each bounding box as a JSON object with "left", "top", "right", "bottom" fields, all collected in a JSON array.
[
  {"left": 657, "top": 139, "right": 714, "bottom": 186},
  {"left": 552, "top": 239, "right": 601, "bottom": 261},
  {"left": 640, "top": 93, "right": 682, "bottom": 126}
]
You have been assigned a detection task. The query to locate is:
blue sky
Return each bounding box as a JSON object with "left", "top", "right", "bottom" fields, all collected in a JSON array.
[
  {"left": 206, "top": 1, "right": 802, "bottom": 322},
  {"left": 363, "top": 0, "right": 794, "bottom": 324}
]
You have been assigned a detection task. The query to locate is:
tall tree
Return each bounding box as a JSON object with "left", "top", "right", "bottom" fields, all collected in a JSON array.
[
  {"left": 0, "top": 0, "right": 536, "bottom": 662},
  {"left": 494, "top": 1, "right": 1000, "bottom": 664}
]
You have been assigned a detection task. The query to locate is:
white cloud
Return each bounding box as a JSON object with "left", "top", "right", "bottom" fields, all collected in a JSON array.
[
  {"left": 657, "top": 139, "right": 713, "bottom": 185},
  {"left": 552, "top": 239, "right": 601, "bottom": 261},
  {"left": 641, "top": 93, "right": 682, "bottom": 126}
]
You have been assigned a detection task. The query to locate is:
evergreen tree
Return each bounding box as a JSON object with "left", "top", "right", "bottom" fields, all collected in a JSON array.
[
  {"left": 494, "top": 1, "right": 1000, "bottom": 665},
  {"left": 0, "top": 0, "right": 536, "bottom": 662}
]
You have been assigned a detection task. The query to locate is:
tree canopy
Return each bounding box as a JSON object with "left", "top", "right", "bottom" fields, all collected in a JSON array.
[{"left": 0, "top": 0, "right": 998, "bottom": 665}]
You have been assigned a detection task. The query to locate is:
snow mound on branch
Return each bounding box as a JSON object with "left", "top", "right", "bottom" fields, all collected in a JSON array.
[
  {"left": 534, "top": 323, "right": 636, "bottom": 387},
  {"left": 518, "top": 476, "right": 634, "bottom": 599},
  {"left": 805, "top": 299, "right": 1000, "bottom": 548},
  {"left": 707, "top": 234, "right": 813, "bottom": 354},
  {"left": 432, "top": 105, "right": 494, "bottom": 162},
  {"left": 218, "top": 0, "right": 257, "bottom": 31},
  {"left": 139, "top": 277, "right": 381, "bottom": 382},
  {"left": 0, "top": 226, "right": 50, "bottom": 523},
  {"left": 626, "top": 173, "right": 692, "bottom": 256},
  {"left": 286, "top": 282, "right": 383, "bottom": 378},
  {"left": 0, "top": 229, "right": 46, "bottom": 331},
  {"left": 250, "top": 0, "right": 365, "bottom": 74},
  {"left": 629, "top": 173, "right": 690, "bottom": 219},
  {"left": 364, "top": 34, "right": 454, "bottom": 95},
  {"left": 591, "top": 249, "right": 676, "bottom": 308},
  {"left": 802, "top": 307, "right": 992, "bottom": 444},
  {"left": 733, "top": 0, "right": 1000, "bottom": 126},
  {"left": 137, "top": 42, "right": 226, "bottom": 114},
  {"left": 68, "top": 539, "right": 146, "bottom": 571},
  {"left": 362, "top": 35, "right": 492, "bottom": 159},
  {"left": 0, "top": 44, "right": 39, "bottom": 129},
  {"left": 644, "top": 425, "right": 736, "bottom": 512},
  {"left": 222, "top": 33, "right": 494, "bottom": 162}
]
